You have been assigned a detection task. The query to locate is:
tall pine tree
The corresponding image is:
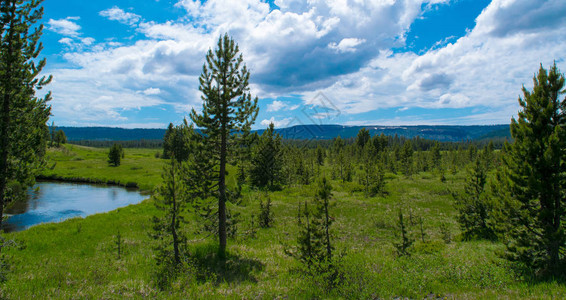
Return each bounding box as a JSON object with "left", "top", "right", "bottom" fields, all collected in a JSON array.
[
  {"left": 496, "top": 63, "right": 566, "bottom": 276},
  {"left": 190, "top": 34, "right": 258, "bottom": 257},
  {"left": 0, "top": 0, "right": 51, "bottom": 235}
]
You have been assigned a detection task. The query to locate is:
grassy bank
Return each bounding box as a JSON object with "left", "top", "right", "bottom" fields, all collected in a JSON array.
[
  {"left": 1, "top": 145, "right": 565, "bottom": 298},
  {"left": 39, "top": 145, "right": 164, "bottom": 191}
]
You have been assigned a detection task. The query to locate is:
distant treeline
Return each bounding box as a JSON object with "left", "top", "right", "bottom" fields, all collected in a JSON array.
[
  {"left": 58, "top": 126, "right": 166, "bottom": 141},
  {"left": 69, "top": 139, "right": 164, "bottom": 148},
  {"left": 69, "top": 133, "right": 508, "bottom": 150},
  {"left": 58, "top": 124, "right": 511, "bottom": 143},
  {"left": 283, "top": 134, "right": 508, "bottom": 150}
]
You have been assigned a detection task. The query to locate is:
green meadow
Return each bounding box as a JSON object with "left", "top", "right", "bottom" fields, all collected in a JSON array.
[{"left": 1, "top": 144, "right": 565, "bottom": 298}]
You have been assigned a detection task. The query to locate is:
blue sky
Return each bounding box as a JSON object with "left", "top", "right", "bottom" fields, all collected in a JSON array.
[{"left": 41, "top": 0, "right": 566, "bottom": 129}]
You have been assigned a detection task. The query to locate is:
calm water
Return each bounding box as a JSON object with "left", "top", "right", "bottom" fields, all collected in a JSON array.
[{"left": 2, "top": 181, "right": 147, "bottom": 232}]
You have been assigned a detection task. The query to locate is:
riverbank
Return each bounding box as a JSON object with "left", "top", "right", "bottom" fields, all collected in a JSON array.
[{"left": 38, "top": 145, "right": 164, "bottom": 191}]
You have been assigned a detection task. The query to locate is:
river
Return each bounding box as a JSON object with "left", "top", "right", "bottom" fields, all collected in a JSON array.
[{"left": 2, "top": 181, "right": 147, "bottom": 232}]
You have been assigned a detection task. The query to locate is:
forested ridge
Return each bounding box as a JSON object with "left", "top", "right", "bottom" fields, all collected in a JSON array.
[{"left": 58, "top": 124, "right": 510, "bottom": 143}]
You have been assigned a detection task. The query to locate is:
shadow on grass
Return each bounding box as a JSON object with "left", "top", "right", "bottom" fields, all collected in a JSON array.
[
  {"left": 507, "top": 259, "right": 566, "bottom": 286},
  {"left": 188, "top": 242, "right": 264, "bottom": 285}
]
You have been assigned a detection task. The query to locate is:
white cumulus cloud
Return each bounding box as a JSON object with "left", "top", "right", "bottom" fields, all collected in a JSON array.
[
  {"left": 100, "top": 6, "right": 142, "bottom": 26},
  {"left": 260, "top": 117, "right": 294, "bottom": 128},
  {"left": 329, "top": 38, "right": 366, "bottom": 53},
  {"left": 48, "top": 18, "right": 81, "bottom": 37},
  {"left": 45, "top": 0, "right": 566, "bottom": 126}
]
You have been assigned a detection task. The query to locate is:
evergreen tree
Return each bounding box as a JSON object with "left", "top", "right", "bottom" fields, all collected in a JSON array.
[
  {"left": 108, "top": 143, "right": 123, "bottom": 167},
  {"left": 151, "top": 159, "right": 187, "bottom": 267},
  {"left": 372, "top": 133, "right": 388, "bottom": 153},
  {"left": 331, "top": 136, "right": 346, "bottom": 182},
  {"left": 356, "top": 128, "right": 370, "bottom": 149},
  {"left": 294, "top": 177, "right": 334, "bottom": 268},
  {"left": 161, "top": 121, "right": 194, "bottom": 163},
  {"left": 453, "top": 157, "right": 495, "bottom": 240},
  {"left": 162, "top": 123, "right": 174, "bottom": 159},
  {"left": 250, "top": 123, "right": 282, "bottom": 189},
  {"left": 430, "top": 142, "right": 442, "bottom": 171},
  {"left": 234, "top": 129, "right": 255, "bottom": 186},
  {"left": 49, "top": 121, "right": 55, "bottom": 147},
  {"left": 496, "top": 63, "right": 566, "bottom": 276},
  {"left": 151, "top": 158, "right": 196, "bottom": 289},
  {"left": 316, "top": 145, "right": 325, "bottom": 166},
  {"left": 481, "top": 141, "right": 496, "bottom": 170},
  {"left": 394, "top": 209, "right": 413, "bottom": 257},
  {"left": 316, "top": 176, "right": 334, "bottom": 261},
  {"left": 190, "top": 34, "right": 258, "bottom": 257},
  {"left": 0, "top": 0, "right": 52, "bottom": 235},
  {"left": 400, "top": 140, "right": 414, "bottom": 177},
  {"left": 360, "top": 143, "right": 385, "bottom": 197},
  {"left": 54, "top": 129, "right": 66, "bottom": 147},
  {"left": 258, "top": 192, "right": 274, "bottom": 228}
]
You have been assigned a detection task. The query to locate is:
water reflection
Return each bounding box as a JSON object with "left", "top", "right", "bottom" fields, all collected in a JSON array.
[{"left": 2, "top": 181, "right": 147, "bottom": 232}]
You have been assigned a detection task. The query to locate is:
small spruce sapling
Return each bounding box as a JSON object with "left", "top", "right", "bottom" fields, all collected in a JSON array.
[
  {"left": 259, "top": 192, "right": 274, "bottom": 228},
  {"left": 394, "top": 209, "right": 413, "bottom": 257},
  {"left": 439, "top": 222, "right": 452, "bottom": 244},
  {"left": 419, "top": 216, "right": 426, "bottom": 243},
  {"left": 292, "top": 177, "right": 335, "bottom": 269}
]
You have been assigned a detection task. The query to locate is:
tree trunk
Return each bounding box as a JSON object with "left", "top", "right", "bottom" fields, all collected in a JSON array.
[
  {"left": 218, "top": 122, "right": 227, "bottom": 258},
  {"left": 0, "top": 91, "right": 10, "bottom": 235},
  {"left": 324, "top": 199, "right": 332, "bottom": 259},
  {"left": 171, "top": 162, "right": 180, "bottom": 265}
]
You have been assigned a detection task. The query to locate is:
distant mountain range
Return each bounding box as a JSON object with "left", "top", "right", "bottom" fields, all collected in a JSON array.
[{"left": 58, "top": 124, "right": 511, "bottom": 143}]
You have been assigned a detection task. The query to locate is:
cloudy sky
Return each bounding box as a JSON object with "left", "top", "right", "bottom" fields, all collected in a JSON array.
[{"left": 42, "top": 0, "right": 566, "bottom": 129}]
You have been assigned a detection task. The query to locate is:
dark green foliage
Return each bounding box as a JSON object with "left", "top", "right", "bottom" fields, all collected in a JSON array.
[
  {"left": 151, "top": 159, "right": 188, "bottom": 268},
  {"left": 400, "top": 141, "right": 414, "bottom": 177},
  {"left": 236, "top": 163, "right": 246, "bottom": 186},
  {"left": 0, "top": 237, "right": 11, "bottom": 283},
  {"left": 4, "top": 180, "right": 27, "bottom": 205},
  {"left": 71, "top": 139, "right": 164, "bottom": 149},
  {"left": 394, "top": 209, "right": 413, "bottom": 256},
  {"left": 54, "top": 130, "right": 66, "bottom": 147},
  {"left": 48, "top": 124, "right": 66, "bottom": 147},
  {"left": 439, "top": 222, "right": 452, "bottom": 244},
  {"left": 162, "top": 121, "right": 193, "bottom": 162},
  {"left": 258, "top": 193, "right": 274, "bottom": 228},
  {"left": 372, "top": 133, "right": 388, "bottom": 152},
  {"left": 190, "top": 34, "right": 258, "bottom": 256},
  {"left": 316, "top": 145, "right": 325, "bottom": 166},
  {"left": 453, "top": 157, "right": 496, "bottom": 240},
  {"left": 107, "top": 143, "right": 123, "bottom": 167},
  {"left": 330, "top": 136, "right": 354, "bottom": 183},
  {"left": 161, "top": 123, "right": 174, "bottom": 159},
  {"left": 467, "top": 144, "right": 477, "bottom": 163},
  {"left": 496, "top": 63, "right": 566, "bottom": 277},
  {"left": 359, "top": 143, "right": 386, "bottom": 197},
  {"left": 49, "top": 121, "right": 56, "bottom": 147},
  {"left": 430, "top": 142, "right": 442, "bottom": 171},
  {"left": 419, "top": 216, "right": 426, "bottom": 243},
  {"left": 0, "top": 0, "right": 52, "bottom": 234},
  {"left": 292, "top": 177, "right": 334, "bottom": 269},
  {"left": 356, "top": 128, "right": 370, "bottom": 149},
  {"left": 250, "top": 123, "right": 283, "bottom": 189}
]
